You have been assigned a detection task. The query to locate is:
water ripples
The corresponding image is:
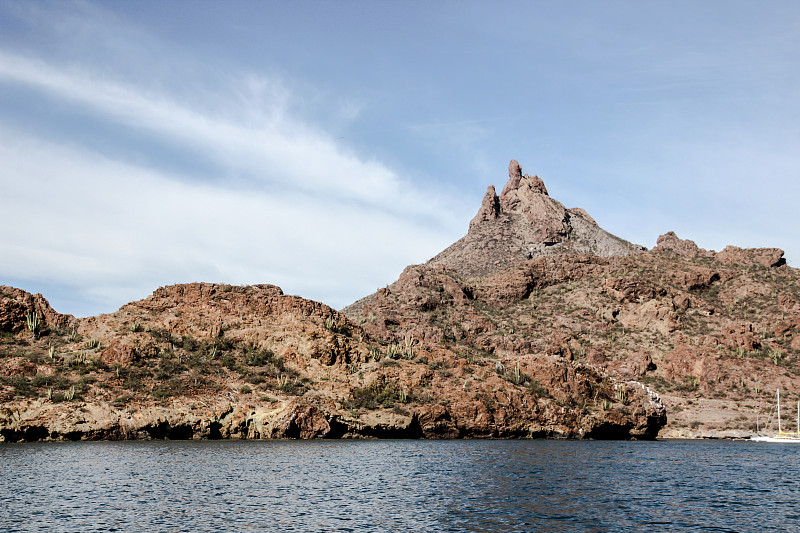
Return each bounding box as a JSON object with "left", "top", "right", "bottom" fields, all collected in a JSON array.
[{"left": 2, "top": 440, "right": 800, "bottom": 532}]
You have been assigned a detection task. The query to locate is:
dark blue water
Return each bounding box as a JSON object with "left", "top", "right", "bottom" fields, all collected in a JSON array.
[{"left": 1, "top": 440, "right": 799, "bottom": 532}]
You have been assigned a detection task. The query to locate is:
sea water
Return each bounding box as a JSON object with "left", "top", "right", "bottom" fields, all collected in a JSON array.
[{"left": 1, "top": 439, "right": 799, "bottom": 532}]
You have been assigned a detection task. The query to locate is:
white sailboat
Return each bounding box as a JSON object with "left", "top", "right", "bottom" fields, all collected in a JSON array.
[{"left": 752, "top": 389, "right": 800, "bottom": 443}]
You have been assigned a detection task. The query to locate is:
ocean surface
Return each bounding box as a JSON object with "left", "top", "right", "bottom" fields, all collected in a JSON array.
[{"left": 2, "top": 439, "right": 799, "bottom": 532}]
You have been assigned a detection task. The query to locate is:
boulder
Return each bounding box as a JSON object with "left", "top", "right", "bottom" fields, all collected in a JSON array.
[{"left": 715, "top": 245, "right": 785, "bottom": 268}]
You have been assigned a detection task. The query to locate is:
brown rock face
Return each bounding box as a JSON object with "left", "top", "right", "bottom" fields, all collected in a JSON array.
[
  {"left": 469, "top": 185, "right": 501, "bottom": 229},
  {"left": 654, "top": 232, "right": 712, "bottom": 258},
  {"left": 505, "top": 159, "right": 523, "bottom": 190},
  {"left": 346, "top": 160, "right": 798, "bottom": 439},
  {"left": 1, "top": 278, "right": 664, "bottom": 442},
  {"left": 606, "top": 352, "right": 656, "bottom": 379},
  {"left": 0, "top": 286, "right": 74, "bottom": 334},
  {"left": 5, "top": 160, "right": 796, "bottom": 442},
  {"left": 715, "top": 245, "right": 786, "bottom": 268},
  {"left": 100, "top": 340, "right": 138, "bottom": 366},
  {"left": 346, "top": 253, "right": 666, "bottom": 439}
]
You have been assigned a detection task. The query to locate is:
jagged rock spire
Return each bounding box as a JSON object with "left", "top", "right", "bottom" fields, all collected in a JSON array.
[
  {"left": 504, "top": 159, "right": 523, "bottom": 193},
  {"left": 499, "top": 160, "right": 548, "bottom": 213},
  {"left": 469, "top": 185, "right": 501, "bottom": 229}
]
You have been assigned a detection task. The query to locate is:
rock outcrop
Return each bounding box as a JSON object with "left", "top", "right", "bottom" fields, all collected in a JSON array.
[
  {"left": 429, "top": 160, "right": 645, "bottom": 279},
  {"left": 469, "top": 185, "right": 501, "bottom": 229},
  {"left": 0, "top": 286, "right": 75, "bottom": 334},
  {"left": 715, "top": 245, "right": 786, "bottom": 268},
  {"left": 654, "top": 232, "right": 713, "bottom": 259}
]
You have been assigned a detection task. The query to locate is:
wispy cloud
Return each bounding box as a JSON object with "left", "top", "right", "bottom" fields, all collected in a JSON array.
[
  {"left": 0, "top": 49, "right": 465, "bottom": 315},
  {"left": 0, "top": 51, "right": 445, "bottom": 212}
]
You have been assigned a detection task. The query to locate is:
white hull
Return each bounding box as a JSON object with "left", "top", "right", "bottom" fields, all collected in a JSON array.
[{"left": 751, "top": 435, "right": 800, "bottom": 443}]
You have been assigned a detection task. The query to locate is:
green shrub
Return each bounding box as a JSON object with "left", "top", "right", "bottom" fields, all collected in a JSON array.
[
  {"left": 526, "top": 379, "right": 550, "bottom": 398},
  {"left": 345, "top": 378, "right": 410, "bottom": 410},
  {"left": 10, "top": 376, "right": 34, "bottom": 397},
  {"left": 152, "top": 378, "right": 185, "bottom": 399},
  {"left": 181, "top": 335, "right": 199, "bottom": 352},
  {"left": 244, "top": 348, "right": 281, "bottom": 368},
  {"left": 324, "top": 316, "right": 350, "bottom": 335}
]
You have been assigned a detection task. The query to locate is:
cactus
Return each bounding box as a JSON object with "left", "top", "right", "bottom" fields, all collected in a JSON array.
[
  {"left": 84, "top": 339, "right": 101, "bottom": 350},
  {"left": 617, "top": 389, "right": 628, "bottom": 405},
  {"left": 277, "top": 374, "right": 290, "bottom": 391},
  {"left": 513, "top": 364, "right": 522, "bottom": 384},
  {"left": 67, "top": 328, "right": 80, "bottom": 343},
  {"left": 401, "top": 333, "right": 415, "bottom": 359},
  {"left": 25, "top": 312, "right": 41, "bottom": 337}
]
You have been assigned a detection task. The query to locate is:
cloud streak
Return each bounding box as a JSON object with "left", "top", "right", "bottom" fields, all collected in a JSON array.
[
  {"left": 0, "top": 50, "right": 466, "bottom": 315},
  {"left": 0, "top": 51, "right": 439, "bottom": 211}
]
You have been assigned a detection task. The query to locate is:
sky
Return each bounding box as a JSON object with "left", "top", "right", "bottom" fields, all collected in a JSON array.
[{"left": 1, "top": 1, "right": 799, "bottom": 317}]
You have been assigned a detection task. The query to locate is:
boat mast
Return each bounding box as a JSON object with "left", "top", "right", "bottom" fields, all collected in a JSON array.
[{"left": 778, "top": 389, "right": 782, "bottom": 433}]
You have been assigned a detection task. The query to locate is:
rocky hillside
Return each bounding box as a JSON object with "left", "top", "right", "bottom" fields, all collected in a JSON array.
[
  {"left": 346, "top": 161, "right": 799, "bottom": 439},
  {"left": 5, "top": 159, "right": 791, "bottom": 442},
  {"left": 0, "top": 281, "right": 663, "bottom": 442}
]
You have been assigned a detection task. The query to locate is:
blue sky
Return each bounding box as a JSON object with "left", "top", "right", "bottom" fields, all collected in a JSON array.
[{"left": 1, "top": 1, "right": 799, "bottom": 317}]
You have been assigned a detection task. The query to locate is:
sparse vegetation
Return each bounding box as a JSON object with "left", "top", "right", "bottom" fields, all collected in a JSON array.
[
  {"left": 324, "top": 316, "right": 350, "bottom": 335},
  {"left": 345, "top": 378, "right": 411, "bottom": 410},
  {"left": 84, "top": 339, "right": 101, "bottom": 350},
  {"left": 5, "top": 176, "right": 800, "bottom": 441}
]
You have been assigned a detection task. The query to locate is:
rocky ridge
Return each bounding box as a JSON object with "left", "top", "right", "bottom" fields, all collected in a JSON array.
[
  {"left": 5, "top": 159, "right": 793, "bottom": 441},
  {"left": 0, "top": 280, "right": 663, "bottom": 442},
  {"left": 346, "top": 161, "right": 800, "bottom": 439}
]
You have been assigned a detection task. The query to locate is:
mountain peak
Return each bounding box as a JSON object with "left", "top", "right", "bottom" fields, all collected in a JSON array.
[
  {"left": 500, "top": 159, "right": 548, "bottom": 204},
  {"left": 430, "top": 160, "right": 644, "bottom": 278}
]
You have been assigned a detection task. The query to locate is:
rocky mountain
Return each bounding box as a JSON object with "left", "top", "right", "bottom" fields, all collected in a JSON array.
[
  {"left": 0, "top": 280, "right": 663, "bottom": 442},
  {"left": 4, "top": 159, "right": 794, "bottom": 442},
  {"left": 345, "top": 161, "right": 800, "bottom": 439},
  {"left": 426, "top": 160, "right": 645, "bottom": 279}
]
